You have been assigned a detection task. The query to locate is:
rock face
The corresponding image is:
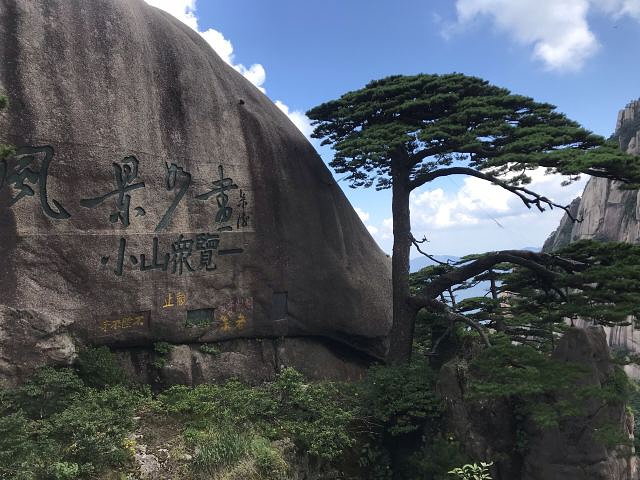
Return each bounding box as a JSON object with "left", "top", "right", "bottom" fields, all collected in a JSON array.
[
  {"left": 522, "top": 327, "right": 636, "bottom": 480},
  {"left": 0, "top": 0, "right": 391, "bottom": 384},
  {"left": 438, "top": 327, "right": 637, "bottom": 480},
  {"left": 543, "top": 99, "right": 640, "bottom": 251},
  {"left": 543, "top": 99, "right": 640, "bottom": 375}
]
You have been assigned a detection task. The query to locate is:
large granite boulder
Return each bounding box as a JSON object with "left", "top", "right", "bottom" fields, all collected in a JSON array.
[{"left": 0, "top": 0, "right": 391, "bottom": 383}]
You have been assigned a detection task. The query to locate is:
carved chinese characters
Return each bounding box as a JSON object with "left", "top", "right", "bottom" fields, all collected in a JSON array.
[{"left": 0, "top": 147, "right": 250, "bottom": 278}]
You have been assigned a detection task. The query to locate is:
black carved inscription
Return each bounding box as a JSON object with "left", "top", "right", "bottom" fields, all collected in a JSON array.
[
  {"left": 103, "top": 233, "right": 243, "bottom": 277},
  {"left": 196, "top": 165, "right": 238, "bottom": 231},
  {"left": 237, "top": 189, "right": 250, "bottom": 229},
  {"left": 196, "top": 233, "right": 219, "bottom": 271},
  {"left": 155, "top": 162, "right": 192, "bottom": 232},
  {"left": 0, "top": 146, "right": 70, "bottom": 219},
  {"left": 171, "top": 234, "right": 195, "bottom": 275},
  {"left": 140, "top": 237, "right": 169, "bottom": 272},
  {"left": 80, "top": 156, "right": 145, "bottom": 227},
  {"left": 2, "top": 146, "right": 252, "bottom": 274}
]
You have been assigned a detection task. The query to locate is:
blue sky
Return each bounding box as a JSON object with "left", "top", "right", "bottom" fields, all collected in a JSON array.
[{"left": 145, "top": 0, "right": 640, "bottom": 256}]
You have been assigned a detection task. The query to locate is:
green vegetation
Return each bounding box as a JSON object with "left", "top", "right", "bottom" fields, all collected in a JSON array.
[
  {"left": 0, "top": 347, "right": 475, "bottom": 479},
  {"left": 199, "top": 343, "right": 221, "bottom": 356},
  {"left": 448, "top": 462, "right": 493, "bottom": 480},
  {"left": 152, "top": 341, "right": 175, "bottom": 369},
  {"left": 0, "top": 93, "right": 14, "bottom": 161},
  {"left": 0, "top": 365, "right": 145, "bottom": 479}
]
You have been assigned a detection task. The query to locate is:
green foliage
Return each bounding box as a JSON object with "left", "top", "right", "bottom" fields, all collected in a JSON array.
[
  {"left": 251, "top": 436, "right": 288, "bottom": 479},
  {"left": 13, "top": 367, "right": 85, "bottom": 419},
  {"left": 186, "top": 428, "right": 287, "bottom": 479},
  {"left": 0, "top": 93, "right": 13, "bottom": 161},
  {"left": 75, "top": 346, "right": 125, "bottom": 388},
  {"left": 187, "top": 427, "right": 253, "bottom": 473},
  {"left": 307, "top": 73, "right": 632, "bottom": 191},
  {"left": 0, "top": 364, "right": 145, "bottom": 479},
  {"left": 158, "top": 368, "right": 356, "bottom": 462},
  {"left": 493, "top": 241, "right": 640, "bottom": 351},
  {"left": 358, "top": 359, "right": 442, "bottom": 435},
  {"left": 400, "top": 435, "right": 470, "bottom": 480},
  {"left": 152, "top": 342, "right": 174, "bottom": 369},
  {"left": 153, "top": 341, "right": 174, "bottom": 354},
  {"left": 199, "top": 343, "right": 220, "bottom": 356},
  {"left": 629, "top": 382, "right": 640, "bottom": 450},
  {"left": 468, "top": 335, "right": 590, "bottom": 428},
  {"left": 448, "top": 462, "right": 493, "bottom": 480}
]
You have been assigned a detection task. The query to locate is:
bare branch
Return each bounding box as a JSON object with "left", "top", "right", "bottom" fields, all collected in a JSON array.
[
  {"left": 409, "top": 249, "right": 586, "bottom": 301},
  {"left": 409, "top": 167, "right": 583, "bottom": 222},
  {"left": 418, "top": 298, "right": 491, "bottom": 347},
  {"left": 410, "top": 234, "right": 451, "bottom": 266}
]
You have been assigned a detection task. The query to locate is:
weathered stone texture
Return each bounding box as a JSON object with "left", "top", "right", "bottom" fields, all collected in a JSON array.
[
  {"left": 544, "top": 99, "right": 640, "bottom": 252},
  {"left": 116, "top": 337, "right": 369, "bottom": 387},
  {"left": 438, "top": 327, "right": 637, "bottom": 480},
  {"left": 522, "top": 327, "right": 636, "bottom": 480},
  {"left": 0, "top": 0, "right": 391, "bottom": 383},
  {"left": 543, "top": 99, "right": 640, "bottom": 370}
]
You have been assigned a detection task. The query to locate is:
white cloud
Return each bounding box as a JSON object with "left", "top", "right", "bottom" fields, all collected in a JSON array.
[
  {"left": 409, "top": 168, "right": 586, "bottom": 231},
  {"left": 199, "top": 28, "right": 234, "bottom": 64},
  {"left": 275, "top": 101, "right": 313, "bottom": 139},
  {"left": 597, "top": 0, "right": 640, "bottom": 19},
  {"left": 453, "top": 0, "right": 640, "bottom": 72},
  {"left": 455, "top": 0, "right": 598, "bottom": 71},
  {"left": 144, "top": 0, "right": 265, "bottom": 92},
  {"left": 354, "top": 207, "right": 370, "bottom": 222},
  {"left": 363, "top": 169, "right": 587, "bottom": 254}
]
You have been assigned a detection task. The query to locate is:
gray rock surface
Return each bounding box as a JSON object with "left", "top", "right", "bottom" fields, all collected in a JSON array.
[
  {"left": 522, "top": 327, "right": 636, "bottom": 480},
  {"left": 0, "top": 0, "right": 391, "bottom": 384},
  {"left": 543, "top": 99, "right": 640, "bottom": 372},
  {"left": 116, "top": 337, "right": 369, "bottom": 386},
  {"left": 544, "top": 99, "right": 640, "bottom": 251},
  {"left": 438, "top": 327, "right": 637, "bottom": 480}
]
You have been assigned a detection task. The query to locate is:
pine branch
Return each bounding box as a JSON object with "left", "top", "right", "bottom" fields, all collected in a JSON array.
[
  {"left": 410, "top": 233, "right": 451, "bottom": 266},
  {"left": 409, "top": 167, "right": 582, "bottom": 222}
]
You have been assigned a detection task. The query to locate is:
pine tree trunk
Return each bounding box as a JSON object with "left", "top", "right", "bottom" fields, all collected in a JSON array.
[{"left": 388, "top": 169, "right": 414, "bottom": 364}]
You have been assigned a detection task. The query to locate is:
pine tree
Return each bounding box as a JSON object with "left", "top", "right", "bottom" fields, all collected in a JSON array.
[{"left": 308, "top": 73, "right": 639, "bottom": 362}]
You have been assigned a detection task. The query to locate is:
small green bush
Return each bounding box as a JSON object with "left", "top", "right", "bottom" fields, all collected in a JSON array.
[
  {"left": 251, "top": 436, "right": 288, "bottom": 479},
  {"left": 154, "top": 342, "right": 174, "bottom": 354},
  {"left": 199, "top": 343, "right": 221, "bottom": 356},
  {"left": 448, "top": 462, "right": 493, "bottom": 480},
  {"left": 187, "top": 427, "right": 252, "bottom": 473},
  {"left": 0, "top": 366, "right": 145, "bottom": 479},
  {"left": 75, "top": 346, "right": 125, "bottom": 388},
  {"left": 158, "top": 368, "right": 356, "bottom": 461},
  {"left": 357, "top": 359, "right": 442, "bottom": 435}
]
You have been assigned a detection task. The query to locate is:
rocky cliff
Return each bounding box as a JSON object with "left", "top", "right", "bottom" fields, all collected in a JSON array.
[
  {"left": 543, "top": 99, "right": 640, "bottom": 251},
  {"left": 543, "top": 100, "right": 640, "bottom": 374},
  {"left": 438, "top": 327, "right": 637, "bottom": 480}
]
